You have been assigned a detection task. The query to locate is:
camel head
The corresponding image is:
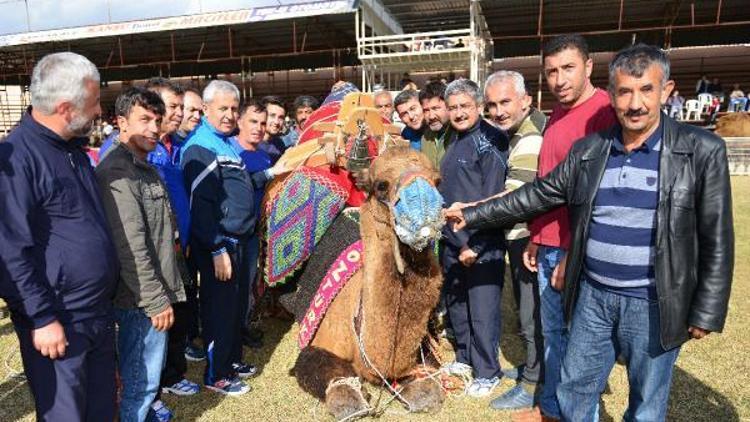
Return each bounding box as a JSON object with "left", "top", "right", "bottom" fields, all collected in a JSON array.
[{"left": 367, "top": 146, "right": 444, "bottom": 252}]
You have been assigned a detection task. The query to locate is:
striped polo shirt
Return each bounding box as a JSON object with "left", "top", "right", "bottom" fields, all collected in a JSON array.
[{"left": 584, "top": 121, "right": 662, "bottom": 300}]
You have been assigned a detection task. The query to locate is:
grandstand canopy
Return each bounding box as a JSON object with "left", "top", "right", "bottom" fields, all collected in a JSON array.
[{"left": 1, "top": 0, "right": 750, "bottom": 86}]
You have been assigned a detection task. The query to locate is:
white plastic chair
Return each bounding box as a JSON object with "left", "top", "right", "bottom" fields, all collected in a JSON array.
[
  {"left": 697, "top": 93, "right": 713, "bottom": 114},
  {"left": 685, "top": 99, "right": 701, "bottom": 120}
]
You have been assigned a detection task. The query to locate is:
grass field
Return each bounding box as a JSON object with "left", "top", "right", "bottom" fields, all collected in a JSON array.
[{"left": 1, "top": 178, "right": 748, "bottom": 421}]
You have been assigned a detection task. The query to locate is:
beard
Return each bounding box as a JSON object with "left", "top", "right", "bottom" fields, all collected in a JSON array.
[{"left": 66, "top": 112, "right": 95, "bottom": 137}]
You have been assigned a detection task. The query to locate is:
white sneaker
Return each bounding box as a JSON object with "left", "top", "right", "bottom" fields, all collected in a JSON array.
[{"left": 467, "top": 376, "right": 500, "bottom": 398}]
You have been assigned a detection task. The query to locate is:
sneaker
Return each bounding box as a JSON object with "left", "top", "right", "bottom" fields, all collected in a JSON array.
[
  {"left": 161, "top": 378, "right": 200, "bottom": 396},
  {"left": 502, "top": 365, "right": 523, "bottom": 381},
  {"left": 489, "top": 383, "right": 534, "bottom": 410},
  {"left": 184, "top": 343, "right": 206, "bottom": 361},
  {"left": 205, "top": 377, "right": 251, "bottom": 396},
  {"left": 232, "top": 362, "right": 258, "bottom": 378},
  {"left": 149, "top": 400, "right": 173, "bottom": 422},
  {"left": 467, "top": 376, "right": 500, "bottom": 398}
]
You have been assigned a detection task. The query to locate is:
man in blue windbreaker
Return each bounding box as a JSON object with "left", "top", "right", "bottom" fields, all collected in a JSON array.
[
  {"left": 0, "top": 52, "right": 119, "bottom": 421},
  {"left": 181, "top": 80, "right": 256, "bottom": 396}
]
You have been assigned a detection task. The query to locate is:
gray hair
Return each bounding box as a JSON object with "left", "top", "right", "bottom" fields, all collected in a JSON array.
[
  {"left": 30, "top": 52, "right": 100, "bottom": 115},
  {"left": 608, "top": 44, "right": 670, "bottom": 92},
  {"left": 445, "top": 79, "right": 483, "bottom": 105},
  {"left": 202, "top": 80, "right": 240, "bottom": 104},
  {"left": 485, "top": 70, "right": 526, "bottom": 97}
]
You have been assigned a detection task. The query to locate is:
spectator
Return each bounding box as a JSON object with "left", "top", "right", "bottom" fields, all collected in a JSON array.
[
  {"left": 418, "top": 81, "right": 453, "bottom": 169},
  {"left": 373, "top": 89, "right": 395, "bottom": 123},
  {"left": 482, "top": 70, "right": 546, "bottom": 410},
  {"left": 394, "top": 89, "right": 425, "bottom": 150},
  {"left": 399, "top": 72, "right": 415, "bottom": 89},
  {"left": 512, "top": 34, "right": 616, "bottom": 420},
  {"left": 439, "top": 79, "right": 509, "bottom": 399},
  {"left": 178, "top": 87, "right": 203, "bottom": 141},
  {"left": 231, "top": 99, "right": 291, "bottom": 349},
  {"left": 260, "top": 95, "right": 288, "bottom": 163},
  {"left": 448, "top": 43, "right": 734, "bottom": 422},
  {"left": 0, "top": 52, "right": 119, "bottom": 422},
  {"left": 695, "top": 74, "right": 710, "bottom": 94},
  {"left": 97, "top": 87, "right": 187, "bottom": 422},
  {"left": 281, "top": 95, "right": 318, "bottom": 150},
  {"left": 729, "top": 83, "right": 747, "bottom": 112},
  {"left": 708, "top": 77, "right": 724, "bottom": 99},
  {"left": 181, "top": 80, "right": 255, "bottom": 395},
  {"left": 666, "top": 89, "right": 685, "bottom": 119}
]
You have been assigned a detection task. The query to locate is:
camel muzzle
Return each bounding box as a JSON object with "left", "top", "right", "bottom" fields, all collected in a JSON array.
[{"left": 391, "top": 176, "right": 445, "bottom": 252}]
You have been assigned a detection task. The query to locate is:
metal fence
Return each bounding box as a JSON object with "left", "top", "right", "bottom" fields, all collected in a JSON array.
[{"left": 725, "top": 137, "right": 750, "bottom": 175}]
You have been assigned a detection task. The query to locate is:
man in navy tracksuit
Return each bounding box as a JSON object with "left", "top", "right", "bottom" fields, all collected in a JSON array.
[
  {"left": 0, "top": 53, "right": 119, "bottom": 421},
  {"left": 181, "top": 80, "right": 256, "bottom": 395},
  {"left": 439, "top": 79, "right": 509, "bottom": 398}
]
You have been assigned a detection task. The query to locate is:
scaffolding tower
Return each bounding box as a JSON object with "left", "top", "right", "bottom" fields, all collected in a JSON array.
[{"left": 356, "top": 0, "right": 492, "bottom": 91}]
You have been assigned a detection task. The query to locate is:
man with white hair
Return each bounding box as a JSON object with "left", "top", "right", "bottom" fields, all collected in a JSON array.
[
  {"left": 483, "top": 70, "right": 546, "bottom": 410},
  {"left": 0, "top": 52, "right": 119, "bottom": 420},
  {"left": 180, "top": 80, "right": 254, "bottom": 395},
  {"left": 439, "top": 78, "right": 509, "bottom": 399}
]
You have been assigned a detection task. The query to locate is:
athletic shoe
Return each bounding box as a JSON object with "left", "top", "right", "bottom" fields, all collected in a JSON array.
[
  {"left": 161, "top": 378, "right": 200, "bottom": 396},
  {"left": 232, "top": 362, "right": 258, "bottom": 378},
  {"left": 443, "top": 361, "right": 474, "bottom": 377},
  {"left": 205, "top": 378, "right": 251, "bottom": 396},
  {"left": 184, "top": 343, "right": 205, "bottom": 361},
  {"left": 149, "top": 400, "right": 173, "bottom": 422},
  {"left": 467, "top": 376, "right": 500, "bottom": 398},
  {"left": 489, "top": 383, "right": 534, "bottom": 410}
]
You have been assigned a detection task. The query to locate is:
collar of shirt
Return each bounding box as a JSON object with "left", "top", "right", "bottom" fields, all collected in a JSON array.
[
  {"left": 613, "top": 116, "right": 663, "bottom": 154},
  {"left": 22, "top": 108, "right": 88, "bottom": 151}
]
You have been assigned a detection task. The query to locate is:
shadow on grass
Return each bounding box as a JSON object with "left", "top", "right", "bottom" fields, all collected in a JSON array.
[
  {"left": 244, "top": 316, "right": 294, "bottom": 377},
  {"left": 668, "top": 365, "right": 739, "bottom": 421},
  {"left": 0, "top": 375, "right": 34, "bottom": 421}
]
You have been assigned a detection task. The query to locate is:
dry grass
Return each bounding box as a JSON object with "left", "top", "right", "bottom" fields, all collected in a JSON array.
[{"left": 1, "top": 178, "right": 748, "bottom": 421}]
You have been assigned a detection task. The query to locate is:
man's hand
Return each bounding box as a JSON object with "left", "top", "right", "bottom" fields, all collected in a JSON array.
[
  {"left": 32, "top": 320, "right": 67, "bottom": 359},
  {"left": 688, "top": 326, "right": 711, "bottom": 340},
  {"left": 213, "top": 251, "right": 232, "bottom": 281},
  {"left": 446, "top": 201, "right": 476, "bottom": 212},
  {"left": 458, "top": 246, "right": 478, "bottom": 267},
  {"left": 151, "top": 305, "right": 175, "bottom": 332},
  {"left": 523, "top": 242, "right": 539, "bottom": 273},
  {"left": 551, "top": 252, "right": 567, "bottom": 291},
  {"left": 444, "top": 208, "right": 467, "bottom": 232}
]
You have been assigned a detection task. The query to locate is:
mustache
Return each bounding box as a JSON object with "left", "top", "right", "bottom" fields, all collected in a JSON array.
[{"left": 625, "top": 109, "right": 648, "bottom": 117}]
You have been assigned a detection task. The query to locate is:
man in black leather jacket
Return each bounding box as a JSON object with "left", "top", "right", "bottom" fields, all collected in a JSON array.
[{"left": 446, "top": 44, "right": 733, "bottom": 421}]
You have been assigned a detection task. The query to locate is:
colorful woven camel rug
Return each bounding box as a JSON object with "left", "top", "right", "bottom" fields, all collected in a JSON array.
[
  {"left": 298, "top": 239, "right": 364, "bottom": 348},
  {"left": 264, "top": 166, "right": 349, "bottom": 287}
]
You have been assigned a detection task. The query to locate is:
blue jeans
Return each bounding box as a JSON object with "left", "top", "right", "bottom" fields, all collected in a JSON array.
[
  {"left": 537, "top": 246, "right": 567, "bottom": 418},
  {"left": 558, "top": 281, "right": 680, "bottom": 422},
  {"left": 115, "top": 308, "right": 168, "bottom": 422}
]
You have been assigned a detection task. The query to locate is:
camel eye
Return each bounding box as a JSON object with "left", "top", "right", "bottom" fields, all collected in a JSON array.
[{"left": 376, "top": 180, "right": 389, "bottom": 192}]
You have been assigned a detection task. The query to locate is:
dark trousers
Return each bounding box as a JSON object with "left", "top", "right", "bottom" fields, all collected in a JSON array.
[
  {"left": 185, "top": 253, "right": 201, "bottom": 342},
  {"left": 15, "top": 317, "right": 116, "bottom": 422},
  {"left": 443, "top": 254, "right": 504, "bottom": 379},
  {"left": 194, "top": 239, "right": 250, "bottom": 384},
  {"left": 507, "top": 237, "right": 544, "bottom": 386},
  {"left": 159, "top": 301, "right": 189, "bottom": 388}
]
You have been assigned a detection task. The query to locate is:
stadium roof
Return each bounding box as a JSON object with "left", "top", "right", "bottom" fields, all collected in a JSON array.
[{"left": 1, "top": 0, "right": 750, "bottom": 85}]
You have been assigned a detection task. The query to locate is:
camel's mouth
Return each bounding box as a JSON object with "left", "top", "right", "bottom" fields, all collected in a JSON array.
[{"left": 391, "top": 177, "right": 445, "bottom": 251}]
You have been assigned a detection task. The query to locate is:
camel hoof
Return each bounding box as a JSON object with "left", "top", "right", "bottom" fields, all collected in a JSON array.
[
  {"left": 399, "top": 377, "right": 445, "bottom": 413},
  {"left": 325, "top": 377, "right": 371, "bottom": 421}
]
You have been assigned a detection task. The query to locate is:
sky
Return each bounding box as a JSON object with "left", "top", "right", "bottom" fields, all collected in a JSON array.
[{"left": 0, "top": 0, "right": 325, "bottom": 35}]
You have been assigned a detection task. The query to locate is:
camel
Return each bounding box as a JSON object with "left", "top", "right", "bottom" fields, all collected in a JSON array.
[
  {"left": 292, "top": 146, "right": 446, "bottom": 421},
  {"left": 715, "top": 112, "right": 750, "bottom": 137}
]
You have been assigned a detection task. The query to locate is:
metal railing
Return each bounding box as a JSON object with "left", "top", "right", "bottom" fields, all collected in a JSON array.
[
  {"left": 725, "top": 137, "right": 750, "bottom": 175},
  {"left": 357, "top": 28, "right": 473, "bottom": 59}
]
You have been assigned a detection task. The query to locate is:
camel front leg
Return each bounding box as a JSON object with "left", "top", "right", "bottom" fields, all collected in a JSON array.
[
  {"left": 294, "top": 346, "right": 370, "bottom": 420},
  {"left": 397, "top": 371, "right": 446, "bottom": 413}
]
